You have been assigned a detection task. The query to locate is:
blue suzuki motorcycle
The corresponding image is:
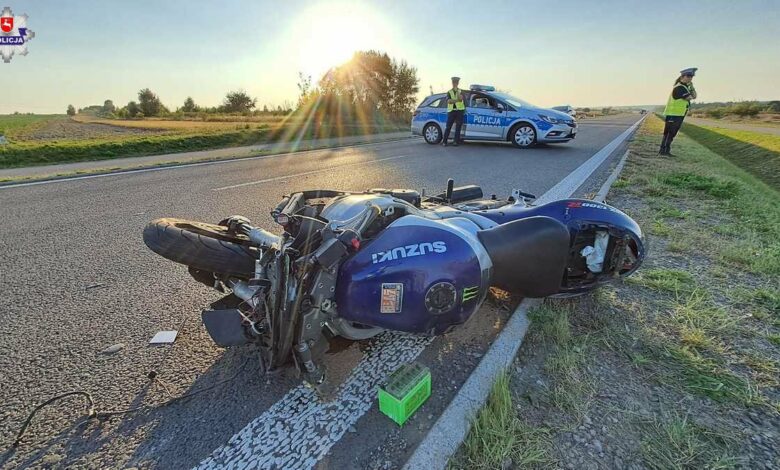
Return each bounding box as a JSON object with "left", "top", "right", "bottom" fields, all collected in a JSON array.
[{"left": 143, "top": 181, "right": 645, "bottom": 384}]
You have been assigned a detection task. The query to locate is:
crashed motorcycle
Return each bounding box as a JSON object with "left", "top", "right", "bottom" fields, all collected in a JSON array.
[{"left": 143, "top": 180, "right": 645, "bottom": 384}]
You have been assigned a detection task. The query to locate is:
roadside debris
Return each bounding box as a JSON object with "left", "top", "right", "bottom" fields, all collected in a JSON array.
[
  {"left": 149, "top": 330, "right": 178, "bottom": 345},
  {"left": 100, "top": 343, "right": 124, "bottom": 354},
  {"left": 85, "top": 282, "right": 106, "bottom": 290},
  {"left": 378, "top": 362, "right": 431, "bottom": 426}
]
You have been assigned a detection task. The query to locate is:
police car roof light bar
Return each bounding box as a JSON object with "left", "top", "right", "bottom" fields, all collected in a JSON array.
[{"left": 469, "top": 84, "right": 495, "bottom": 92}]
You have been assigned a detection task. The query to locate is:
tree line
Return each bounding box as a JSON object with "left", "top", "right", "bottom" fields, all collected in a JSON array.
[
  {"left": 296, "top": 50, "right": 420, "bottom": 123},
  {"left": 690, "top": 100, "right": 780, "bottom": 119},
  {"left": 66, "top": 50, "right": 421, "bottom": 124},
  {"left": 69, "top": 89, "right": 292, "bottom": 119}
]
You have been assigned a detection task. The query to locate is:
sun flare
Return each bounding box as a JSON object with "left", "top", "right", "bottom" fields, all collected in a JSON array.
[{"left": 292, "top": 3, "right": 388, "bottom": 80}]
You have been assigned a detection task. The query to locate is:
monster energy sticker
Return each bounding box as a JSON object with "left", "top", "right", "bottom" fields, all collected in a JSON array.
[{"left": 462, "top": 286, "right": 479, "bottom": 302}]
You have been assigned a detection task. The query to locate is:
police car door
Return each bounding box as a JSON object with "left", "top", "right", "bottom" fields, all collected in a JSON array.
[{"left": 466, "top": 93, "right": 503, "bottom": 139}]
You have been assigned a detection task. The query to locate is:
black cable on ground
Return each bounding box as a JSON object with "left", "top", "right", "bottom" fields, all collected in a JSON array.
[{"left": 12, "top": 358, "right": 250, "bottom": 448}]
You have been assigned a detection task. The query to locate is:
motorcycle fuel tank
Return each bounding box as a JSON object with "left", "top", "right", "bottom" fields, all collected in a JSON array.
[{"left": 336, "top": 215, "right": 491, "bottom": 335}]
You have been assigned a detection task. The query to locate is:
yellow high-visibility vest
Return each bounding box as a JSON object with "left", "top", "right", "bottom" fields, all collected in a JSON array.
[
  {"left": 447, "top": 88, "right": 465, "bottom": 112},
  {"left": 664, "top": 83, "right": 693, "bottom": 117}
]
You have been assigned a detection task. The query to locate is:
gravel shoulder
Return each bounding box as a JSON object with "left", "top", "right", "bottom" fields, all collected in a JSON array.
[{"left": 452, "top": 115, "right": 780, "bottom": 469}]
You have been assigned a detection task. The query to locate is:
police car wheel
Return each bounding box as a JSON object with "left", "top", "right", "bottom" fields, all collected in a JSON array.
[
  {"left": 423, "top": 123, "right": 442, "bottom": 144},
  {"left": 511, "top": 124, "right": 536, "bottom": 148}
]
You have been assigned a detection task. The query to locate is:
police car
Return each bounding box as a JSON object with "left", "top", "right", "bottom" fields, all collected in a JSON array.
[{"left": 411, "top": 85, "right": 577, "bottom": 148}]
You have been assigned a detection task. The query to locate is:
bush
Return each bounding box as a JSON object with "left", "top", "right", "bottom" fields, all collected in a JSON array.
[{"left": 705, "top": 108, "right": 724, "bottom": 119}]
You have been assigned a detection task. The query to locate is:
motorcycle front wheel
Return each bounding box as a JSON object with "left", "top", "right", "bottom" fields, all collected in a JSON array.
[{"left": 143, "top": 218, "right": 257, "bottom": 278}]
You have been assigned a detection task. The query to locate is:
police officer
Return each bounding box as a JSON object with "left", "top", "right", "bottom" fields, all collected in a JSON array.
[
  {"left": 442, "top": 76, "right": 466, "bottom": 146},
  {"left": 659, "top": 67, "right": 698, "bottom": 156}
]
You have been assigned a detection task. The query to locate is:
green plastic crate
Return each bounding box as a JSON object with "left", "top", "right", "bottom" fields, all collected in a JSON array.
[{"left": 378, "top": 362, "right": 431, "bottom": 426}]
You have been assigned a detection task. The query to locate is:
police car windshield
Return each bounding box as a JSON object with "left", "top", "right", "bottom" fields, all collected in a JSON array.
[{"left": 492, "top": 93, "right": 535, "bottom": 108}]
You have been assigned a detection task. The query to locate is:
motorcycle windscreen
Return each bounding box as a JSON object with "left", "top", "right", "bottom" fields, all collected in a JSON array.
[{"left": 477, "top": 216, "right": 569, "bottom": 298}]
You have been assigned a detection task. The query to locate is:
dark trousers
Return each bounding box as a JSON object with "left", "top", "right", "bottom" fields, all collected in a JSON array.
[
  {"left": 443, "top": 110, "right": 464, "bottom": 143},
  {"left": 660, "top": 116, "right": 685, "bottom": 153}
]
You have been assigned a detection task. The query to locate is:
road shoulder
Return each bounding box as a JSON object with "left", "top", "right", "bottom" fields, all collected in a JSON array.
[{"left": 450, "top": 115, "right": 780, "bottom": 469}]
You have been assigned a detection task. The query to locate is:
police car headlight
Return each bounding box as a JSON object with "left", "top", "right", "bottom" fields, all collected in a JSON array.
[{"left": 538, "top": 115, "right": 559, "bottom": 124}]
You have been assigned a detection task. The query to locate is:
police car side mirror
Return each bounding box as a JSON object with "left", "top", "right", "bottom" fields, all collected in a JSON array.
[{"left": 496, "top": 103, "right": 505, "bottom": 113}]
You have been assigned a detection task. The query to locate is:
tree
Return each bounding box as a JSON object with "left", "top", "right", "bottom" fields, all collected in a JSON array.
[
  {"left": 126, "top": 101, "right": 141, "bottom": 118},
  {"left": 66, "top": 104, "right": 76, "bottom": 116},
  {"left": 138, "top": 88, "right": 163, "bottom": 117},
  {"left": 221, "top": 90, "right": 257, "bottom": 113},
  {"left": 103, "top": 100, "right": 115, "bottom": 113},
  {"left": 182, "top": 96, "right": 197, "bottom": 112},
  {"left": 388, "top": 59, "right": 419, "bottom": 118},
  {"left": 765, "top": 101, "right": 780, "bottom": 113},
  {"left": 262, "top": 104, "right": 269, "bottom": 113},
  {"left": 297, "top": 73, "right": 313, "bottom": 109}
]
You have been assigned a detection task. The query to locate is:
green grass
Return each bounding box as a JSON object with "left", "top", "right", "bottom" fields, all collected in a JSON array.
[
  {"left": 628, "top": 268, "right": 696, "bottom": 295},
  {"left": 528, "top": 303, "right": 595, "bottom": 417},
  {"left": 657, "top": 172, "right": 741, "bottom": 199},
  {"left": 0, "top": 117, "right": 407, "bottom": 168},
  {"left": 640, "top": 412, "right": 739, "bottom": 470},
  {"left": 454, "top": 372, "right": 551, "bottom": 470},
  {"left": 681, "top": 122, "right": 780, "bottom": 190},
  {"left": 0, "top": 114, "right": 60, "bottom": 139},
  {"left": 659, "top": 345, "right": 760, "bottom": 405}
]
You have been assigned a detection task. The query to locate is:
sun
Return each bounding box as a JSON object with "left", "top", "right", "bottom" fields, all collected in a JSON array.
[{"left": 292, "top": 2, "right": 388, "bottom": 80}]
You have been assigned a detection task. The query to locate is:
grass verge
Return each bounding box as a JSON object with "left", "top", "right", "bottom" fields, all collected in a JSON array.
[
  {"left": 680, "top": 122, "right": 780, "bottom": 190},
  {"left": 0, "top": 119, "right": 407, "bottom": 169},
  {"left": 453, "top": 114, "right": 779, "bottom": 468}
]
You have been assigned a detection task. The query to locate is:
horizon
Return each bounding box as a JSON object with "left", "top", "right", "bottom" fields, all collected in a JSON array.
[{"left": 1, "top": 0, "right": 779, "bottom": 114}]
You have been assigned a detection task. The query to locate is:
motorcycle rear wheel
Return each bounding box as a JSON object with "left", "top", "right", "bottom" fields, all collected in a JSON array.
[{"left": 143, "top": 218, "right": 257, "bottom": 278}]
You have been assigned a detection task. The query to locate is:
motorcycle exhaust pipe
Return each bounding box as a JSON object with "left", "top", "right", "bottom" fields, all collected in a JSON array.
[
  {"left": 246, "top": 227, "right": 280, "bottom": 248},
  {"left": 229, "top": 279, "right": 259, "bottom": 307}
]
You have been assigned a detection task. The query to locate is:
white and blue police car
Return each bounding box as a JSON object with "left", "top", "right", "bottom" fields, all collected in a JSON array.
[{"left": 411, "top": 85, "right": 577, "bottom": 148}]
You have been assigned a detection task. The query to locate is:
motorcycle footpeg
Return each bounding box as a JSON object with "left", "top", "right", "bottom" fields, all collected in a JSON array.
[{"left": 201, "top": 308, "right": 250, "bottom": 347}]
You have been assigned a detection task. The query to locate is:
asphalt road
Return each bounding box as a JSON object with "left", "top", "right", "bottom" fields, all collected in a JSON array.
[{"left": 0, "top": 114, "right": 642, "bottom": 469}]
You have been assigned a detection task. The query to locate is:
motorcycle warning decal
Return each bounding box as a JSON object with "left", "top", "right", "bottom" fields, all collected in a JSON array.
[
  {"left": 371, "top": 241, "right": 447, "bottom": 265},
  {"left": 381, "top": 283, "right": 404, "bottom": 314},
  {"left": 462, "top": 286, "right": 480, "bottom": 302}
]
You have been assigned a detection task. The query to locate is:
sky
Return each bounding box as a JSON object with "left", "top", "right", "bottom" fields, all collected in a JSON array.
[{"left": 1, "top": 0, "right": 779, "bottom": 114}]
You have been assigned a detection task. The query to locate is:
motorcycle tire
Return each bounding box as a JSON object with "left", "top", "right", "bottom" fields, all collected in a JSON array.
[{"left": 143, "top": 218, "right": 257, "bottom": 278}]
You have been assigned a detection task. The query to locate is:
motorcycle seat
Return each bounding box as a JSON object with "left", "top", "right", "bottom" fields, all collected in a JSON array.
[{"left": 477, "top": 216, "right": 570, "bottom": 298}]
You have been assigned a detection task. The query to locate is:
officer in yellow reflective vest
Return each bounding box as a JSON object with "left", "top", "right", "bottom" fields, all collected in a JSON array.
[
  {"left": 659, "top": 67, "right": 698, "bottom": 156},
  {"left": 442, "top": 76, "right": 466, "bottom": 146}
]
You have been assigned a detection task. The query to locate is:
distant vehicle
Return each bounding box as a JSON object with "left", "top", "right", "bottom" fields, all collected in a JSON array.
[
  {"left": 552, "top": 105, "right": 577, "bottom": 118},
  {"left": 411, "top": 85, "right": 577, "bottom": 148},
  {"left": 639, "top": 109, "right": 647, "bottom": 115}
]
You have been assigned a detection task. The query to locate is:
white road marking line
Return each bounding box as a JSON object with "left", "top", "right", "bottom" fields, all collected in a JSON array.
[
  {"left": 199, "top": 116, "right": 645, "bottom": 470},
  {"left": 594, "top": 149, "right": 631, "bottom": 203},
  {"left": 210, "top": 154, "right": 411, "bottom": 191},
  {"left": 0, "top": 138, "right": 413, "bottom": 190},
  {"left": 196, "top": 333, "right": 433, "bottom": 470},
  {"left": 403, "top": 115, "right": 645, "bottom": 470},
  {"left": 534, "top": 115, "right": 645, "bottom": 205}
]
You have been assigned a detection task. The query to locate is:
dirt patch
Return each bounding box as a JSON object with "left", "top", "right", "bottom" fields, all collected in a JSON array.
[{"left": 19, "top": 118, "right": 165, "bottom": 141}]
